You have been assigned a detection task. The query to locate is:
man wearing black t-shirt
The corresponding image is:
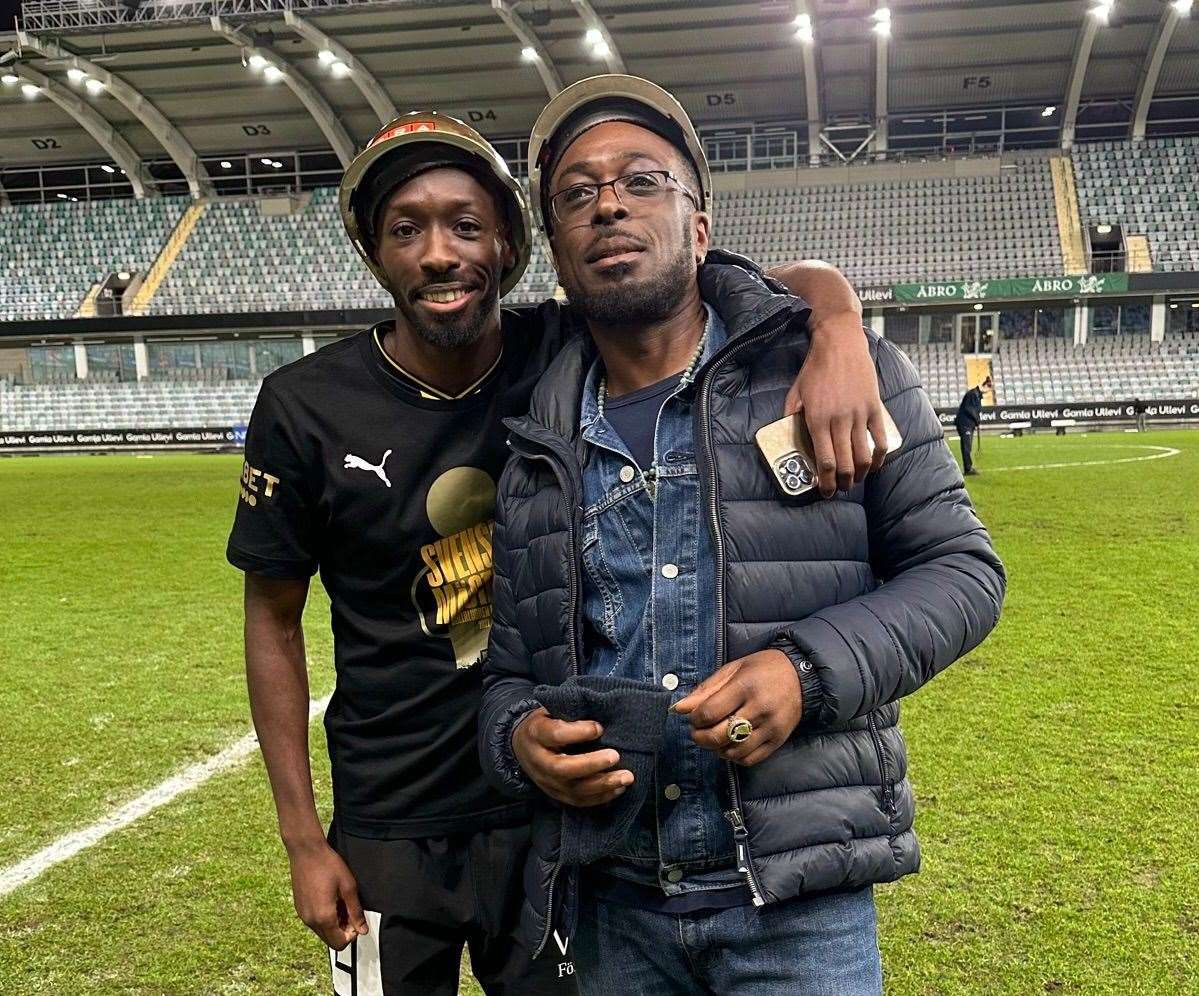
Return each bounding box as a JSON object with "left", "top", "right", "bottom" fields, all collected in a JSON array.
[{"left": 227, "top": 112, "right": 882, "bottom": 996}]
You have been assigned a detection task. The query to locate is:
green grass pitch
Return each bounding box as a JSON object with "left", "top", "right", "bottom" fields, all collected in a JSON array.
[{"left": 0, "top": 430, "right": 1196, "bottom": 994}]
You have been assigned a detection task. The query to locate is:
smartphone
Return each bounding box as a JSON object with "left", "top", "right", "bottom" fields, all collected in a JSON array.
[{"left": 754, "top": 409, "right": 903, "bottom": 497}]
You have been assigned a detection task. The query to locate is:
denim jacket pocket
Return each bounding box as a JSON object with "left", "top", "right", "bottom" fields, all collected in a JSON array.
[{"left": 580, "top": 516, "right": 625, "bottom": 659}]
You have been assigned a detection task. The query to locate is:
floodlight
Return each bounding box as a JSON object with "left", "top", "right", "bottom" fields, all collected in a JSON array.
[
  {"left": 1, "top": 74, "right": 19, "bottom": 86},
  {"left": 1042, "top": 105, "right": 1056, "bottom": 117},
  {"left": 263, "top": 65, "right": 284, "bottom": 83},
  {"left": 318, "top": 49, "right": 336, "bottom": 64},
  {"left": 260, "top": 157, "right": 273, "bottom": 165},
  {"left": 584, "top": 28, "right": 602, "bottom": 45},
  {"left": 872, "top": 8, "right": 892, "bottom": 37},
  {"left": 67, "top": 67, "right": 87, "bottom": 84},
  {"left": 101, "top": 164, "right": 115, "bottom": 173},
  {"left": 795, "top": 14, "right": 814, "bottom": 44},
  {"left": 521, "top": 46, "right": 538, "bottom": 62},
  {"left": 330, "top": 60, "right": 351, "bottom": 78},
  {"left": 248, "top": 53, "right": 267, "bottom": 71},
  {"left": 85, "top": 78, "right": 106, "bottom": 96},
  {"left": 118, "top": 271, "right": 131, "bottom": 280},
  {"left": 591, "top": 40, "right": 610, "bottom": 59},
  {"left": 21, "top": 82, "right": 40, "bottom": 98},
  {"left": 220, "top": 160, "right": 232, "bottom": 169},
  {"left": 1172, "top": 0, "right": 1192, "bottom": 14}
]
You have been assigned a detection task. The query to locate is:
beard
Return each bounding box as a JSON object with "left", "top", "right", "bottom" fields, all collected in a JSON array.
[
  {"left": 563, "top": 222, "right": 695, "bottom": 327},
  {"left": 393, "top": 279, "right": 500, "bottom": 350}
]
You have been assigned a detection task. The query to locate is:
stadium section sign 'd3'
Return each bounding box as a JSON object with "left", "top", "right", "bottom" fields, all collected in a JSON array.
[{"left": 860, "top": 274, "right": 1131, "bottom": 305}]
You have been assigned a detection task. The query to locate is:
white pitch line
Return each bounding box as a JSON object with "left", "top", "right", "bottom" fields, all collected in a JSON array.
[
  {"left": 981, "top": 444, "right": 1181, "bottom": 473},
  {"left": 0, "top": 694, "right": 331, "bottom": 900}
]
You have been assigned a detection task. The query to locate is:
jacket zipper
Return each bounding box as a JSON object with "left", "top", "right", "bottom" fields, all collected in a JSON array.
[
  {"left": 506, "top": 430, "right": 582, "bottom": 957},
  {"left": 697, "top": 316, "right": 794, "bottom": 908},
  {"left": 866, "top": 711, "right": 897, "bottom": 816}
]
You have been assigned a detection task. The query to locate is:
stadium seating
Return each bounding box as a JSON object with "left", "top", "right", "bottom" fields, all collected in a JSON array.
[
  {"left": 991, "top": 332, "right": 1199, "bottom": 404},
  {"left": 714, "top": 156, "right": 1063, "bottom": 285},
  {"left": 0, "top": 379, "right": 259, "bottom": 431},
  {"left": 1072, "top": 137, "right": 1199, "bottom": 273},
  {"left": 895, "top": 342, "right": 968, "bottom": 408},
  {"left": 147, "top": 186, "right": 557, "bottom": 315},
  {"left": 0, "top": 196, "right": 187, "bottom": 322}
]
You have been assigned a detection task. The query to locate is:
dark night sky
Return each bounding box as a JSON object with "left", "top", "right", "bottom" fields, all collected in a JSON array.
[{"left": 1, "top": 0, "right": 19, "bottom": 32}]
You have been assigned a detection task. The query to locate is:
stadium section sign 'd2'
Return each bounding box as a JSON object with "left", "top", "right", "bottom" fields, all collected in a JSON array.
[{"left": 894, "top": 274, "right": 1130, "bottom": 303}]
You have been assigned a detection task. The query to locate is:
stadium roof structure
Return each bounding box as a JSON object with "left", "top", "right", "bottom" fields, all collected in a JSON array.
[{"left": 0, "top": 0, "right": 1197, "bottom": 186}]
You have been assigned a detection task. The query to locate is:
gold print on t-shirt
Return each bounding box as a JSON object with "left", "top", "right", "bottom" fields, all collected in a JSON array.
[{"left": 412, "top": 466, "right": 498, "bottom": 669}]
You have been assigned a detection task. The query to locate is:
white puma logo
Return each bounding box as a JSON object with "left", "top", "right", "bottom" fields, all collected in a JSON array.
[{"left": 343, "top": 449, "right": 392, "bottom": 488}]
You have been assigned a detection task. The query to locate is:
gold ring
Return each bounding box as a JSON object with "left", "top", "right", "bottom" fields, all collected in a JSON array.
[{"left": 727, "top": 716, "right": 753, "bottom": 744}]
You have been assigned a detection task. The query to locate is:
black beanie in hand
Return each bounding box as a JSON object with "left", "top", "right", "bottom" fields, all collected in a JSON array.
[{"left": 534, "top": 674, "right": 672, "bottom": 866}]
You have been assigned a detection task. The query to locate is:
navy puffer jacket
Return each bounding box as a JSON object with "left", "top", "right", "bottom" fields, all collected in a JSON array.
[{"left": 479, "top": 252, "right": 1006, "bottom": 956}]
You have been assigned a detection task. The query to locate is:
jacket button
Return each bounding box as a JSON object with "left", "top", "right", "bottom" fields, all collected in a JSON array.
[
  {"left": 799, "top": 659, "right": 813, "bottom": 673},
  {"left": 661, "top": 563, "right": 679, "bottom": 579},
  {"left": 664, "top": 783, "right": 682, "bottom": 801},
  {"left": 666, "top": 868, "right": 684, "bottom": 883},
  {"left": 619, "top": 465, "right": 636, "bottom": 483},
  {"left": 662, "top": 673, "right": 679, "bottom": 690}
]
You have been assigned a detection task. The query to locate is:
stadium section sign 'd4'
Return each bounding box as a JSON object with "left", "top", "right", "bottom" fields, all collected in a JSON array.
[{"left": 860, "top": 274, "right": 1131, "bottom": 305}]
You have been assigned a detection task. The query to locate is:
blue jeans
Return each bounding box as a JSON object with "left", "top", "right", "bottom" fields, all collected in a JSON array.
[{"left": 573, "top": 885, "right": 883, "bottom": 996}]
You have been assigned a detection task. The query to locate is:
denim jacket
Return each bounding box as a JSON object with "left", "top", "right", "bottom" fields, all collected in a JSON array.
[{"left": 577, "top": 304, "right": 743, "bottom": 898}]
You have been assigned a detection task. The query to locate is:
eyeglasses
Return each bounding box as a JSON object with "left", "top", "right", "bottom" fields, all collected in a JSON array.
[{"left": 549, "top": 169, "right": 698, "bottom": 226}]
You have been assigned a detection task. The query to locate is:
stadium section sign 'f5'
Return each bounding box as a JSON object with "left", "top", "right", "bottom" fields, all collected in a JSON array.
[{"left": 895, "top": 273, "right": 1130, "bottom": 303}]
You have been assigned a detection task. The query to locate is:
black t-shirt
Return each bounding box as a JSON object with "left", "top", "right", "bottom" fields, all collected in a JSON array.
[{"left": 227, "top": 301, "right": 576, "bottom": 838}]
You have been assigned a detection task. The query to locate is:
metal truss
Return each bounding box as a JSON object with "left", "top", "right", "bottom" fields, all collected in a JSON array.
[
  {"left": 794, "top": 0, "right": 822, "bottom": 167},
  {"left": 1131, "top": 4, "right": 1185, "bottom": 142},
  {"left": 16, "top": 29, "right": 215, "bottom": 198},
  {"left": 283, "top": 8, "right": 397, "bottom": 125},
  {"left": 20, "top": 0, "right": 452, "bottom": 35},
  {"left": 10, "top": 63, "right": 157, "bottom": 197},
  {"left": 210, "top": 14, "right": 357, "bottom": 167},
  {"left": 1061, "top": 11, "right": 1102, "bottom": 151},
  {"left": 490, "top": 0, "right": 562, "bottom": 98},
  {"left": 570, "top": 0, "right": 624, "bottom": 74}
]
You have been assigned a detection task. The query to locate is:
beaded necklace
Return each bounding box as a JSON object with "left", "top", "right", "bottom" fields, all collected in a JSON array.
[{"left": 594, "top": 325, "right": 709, "bottom": 500}]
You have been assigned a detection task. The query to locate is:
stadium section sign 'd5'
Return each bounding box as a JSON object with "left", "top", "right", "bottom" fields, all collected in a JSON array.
[{"left": 860, "top": 274, "right": 1130, "bottom": 305}]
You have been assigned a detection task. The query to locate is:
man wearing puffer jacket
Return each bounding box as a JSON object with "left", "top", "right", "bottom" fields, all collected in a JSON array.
[{"left": 480, "top": 75, "right": 1006, "bottom": 996}]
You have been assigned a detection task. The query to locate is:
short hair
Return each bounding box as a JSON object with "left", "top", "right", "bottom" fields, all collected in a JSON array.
[{"left": 670, "top": 149, "right": 702, "bottom": 207}]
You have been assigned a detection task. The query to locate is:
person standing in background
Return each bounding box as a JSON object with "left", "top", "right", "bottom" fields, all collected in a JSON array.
[{"left": 955, "top": 375, "right": 992, "bottom": 475}]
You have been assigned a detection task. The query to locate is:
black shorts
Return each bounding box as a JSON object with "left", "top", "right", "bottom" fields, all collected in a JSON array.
[{"left": 327, "top": 819, "right": 578, "bottom": 996}]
